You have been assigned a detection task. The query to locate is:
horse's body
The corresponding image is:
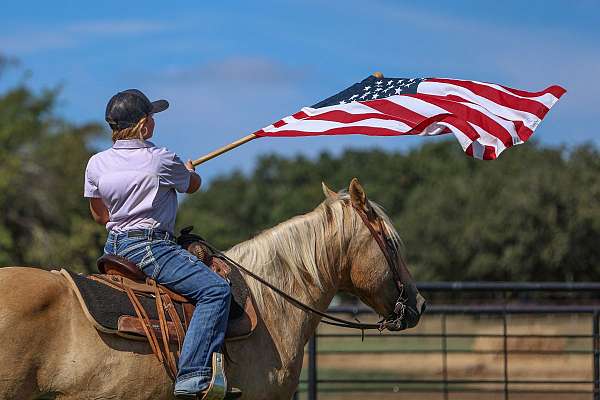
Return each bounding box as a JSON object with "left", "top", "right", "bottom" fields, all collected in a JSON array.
[{"left": 0, "top": 181, "right": 425, "bottom": 400}]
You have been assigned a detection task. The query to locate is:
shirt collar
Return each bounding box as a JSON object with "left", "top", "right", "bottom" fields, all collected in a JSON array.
[{"left": 112, "top": 139, "right": 155, "bottom": 149}]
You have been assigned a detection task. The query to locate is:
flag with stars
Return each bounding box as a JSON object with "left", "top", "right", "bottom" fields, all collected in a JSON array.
[{"left": 254, "top": 75, "right": 566, "bottom": 160}]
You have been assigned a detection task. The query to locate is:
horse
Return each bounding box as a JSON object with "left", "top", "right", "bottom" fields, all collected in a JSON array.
[{"left": 0, "top": 178, "right": 426, "bottom": 400}]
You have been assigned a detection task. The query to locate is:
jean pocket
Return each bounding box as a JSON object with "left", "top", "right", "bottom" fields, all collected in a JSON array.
[
  {"left": 117, "top": 239, "right": 148, "bottom": 260},
  {"left": 177, "top": 247, "right": 200, "bottom": 264},
  {"left": 139, "top": 247, "right": 161, "bottom": 279}
]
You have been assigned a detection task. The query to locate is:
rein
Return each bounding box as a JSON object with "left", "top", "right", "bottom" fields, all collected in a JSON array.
[
  {"left": 200, "top": 239, "right": 383, "bottom": 331},
  {"left": 198, "top": 202, "right": 410, "bottom": 332}
]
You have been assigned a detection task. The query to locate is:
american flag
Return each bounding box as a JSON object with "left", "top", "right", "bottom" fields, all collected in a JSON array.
[{"left": 254, "top": 75, "right": 566, "bottom": 160}]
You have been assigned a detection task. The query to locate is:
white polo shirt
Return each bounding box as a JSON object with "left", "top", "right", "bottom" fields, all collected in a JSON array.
[{"left": 84, "top": 139, "right": 192, "bottom": 234}]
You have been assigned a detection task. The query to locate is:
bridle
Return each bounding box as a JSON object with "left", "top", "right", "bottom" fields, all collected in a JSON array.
[
  {"left": 202, "top": 201, "right": 413, "bottom": 332},
  {"left": 350, "top": 201, "right": 410, "bottom": 331}
]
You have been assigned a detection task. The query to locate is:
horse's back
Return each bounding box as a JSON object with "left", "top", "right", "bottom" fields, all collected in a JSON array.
[{"left": 0, "top": 266, "right": 68, "bottom": 316}]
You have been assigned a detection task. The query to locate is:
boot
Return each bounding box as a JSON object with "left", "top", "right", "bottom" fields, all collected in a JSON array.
[{"left": 175, "top": 352, "right": 242, "bottom": 400}]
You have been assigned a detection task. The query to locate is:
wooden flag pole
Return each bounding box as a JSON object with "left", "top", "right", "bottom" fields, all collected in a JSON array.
[
  {"left": 191, "top": 71, "right": 384, "bottom": 166},
  {"left": 191, "top": 133, "right": 258, "bottom": 166}
]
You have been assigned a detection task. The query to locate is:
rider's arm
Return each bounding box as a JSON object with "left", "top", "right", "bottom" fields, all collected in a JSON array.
[
  {"left": 89, "top": 198, "right": 109, "bottom": 225},
  {"left": 158, "top": 152, "right": 201, "bottom": 194},
  {"left": 184, "top": 160, "right": 201, "bottom": 194},
  {"left": 186, "top": 173, "right": 201, "bottom": 194},
  {"left": 84, "top": 157, "right": 108, "bottom": 224}
]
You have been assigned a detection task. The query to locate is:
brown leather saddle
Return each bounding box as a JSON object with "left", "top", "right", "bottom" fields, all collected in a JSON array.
[
  {"left": 64, "top": 240, "right": 257, "bottom": 380},
  {"left": 96, "top": 251, "right": 257, "bottom": 339}
]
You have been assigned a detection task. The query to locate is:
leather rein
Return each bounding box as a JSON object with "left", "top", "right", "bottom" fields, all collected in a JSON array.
[{"left": 201, "top": 202, "right": 409, "bottom": 332}]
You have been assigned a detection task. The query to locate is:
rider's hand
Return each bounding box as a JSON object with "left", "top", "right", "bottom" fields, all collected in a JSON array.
[{"left": 185, "top": 160, "right": 196, "bottom": 172}]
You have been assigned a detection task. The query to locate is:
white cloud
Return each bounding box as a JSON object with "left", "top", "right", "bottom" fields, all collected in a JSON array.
[
  {"left": 158, "top": 56, "right": 308, "bottom": 85},
  {"left": 0, "top": 19, "right": 171, "bottom": 54}
]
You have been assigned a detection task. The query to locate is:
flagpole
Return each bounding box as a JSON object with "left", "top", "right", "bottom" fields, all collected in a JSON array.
[
  {"left": 192, "top": 133, "right": 258, "bottom": 166},
  {"left": 191, "top": 72, "right": 384, "bottom": 166}
]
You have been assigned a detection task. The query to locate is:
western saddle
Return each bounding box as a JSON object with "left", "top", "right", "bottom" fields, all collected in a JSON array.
[{"left": 91, "top": 239, "right": 256, "bottom": 382}]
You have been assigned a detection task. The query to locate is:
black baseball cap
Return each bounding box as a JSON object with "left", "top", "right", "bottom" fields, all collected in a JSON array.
[{"left": 105, "top": 89, "right": 169, "bottom": 130}]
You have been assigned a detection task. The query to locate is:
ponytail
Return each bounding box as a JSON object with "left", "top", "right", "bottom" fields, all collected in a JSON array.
[{"left": 111, "top": 116, "right": 148, "bottom": 143}]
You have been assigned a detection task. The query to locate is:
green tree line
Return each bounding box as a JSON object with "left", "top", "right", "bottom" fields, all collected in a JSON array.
[{"left": 1, "top": 62, "right": 598, "bottom": 281}]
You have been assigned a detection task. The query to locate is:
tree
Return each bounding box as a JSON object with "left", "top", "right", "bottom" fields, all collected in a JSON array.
[{"left": 0, "top": 59, "right": 106, "bottom": 272}]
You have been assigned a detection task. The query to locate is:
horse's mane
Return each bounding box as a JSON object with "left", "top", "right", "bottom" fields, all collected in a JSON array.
[{"left": 226, "top": 192, "right": 402, "bottom": 312}]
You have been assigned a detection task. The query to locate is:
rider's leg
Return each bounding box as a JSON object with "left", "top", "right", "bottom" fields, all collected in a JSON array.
[
  {"left": 153, "top": 248, "right": 231, "bottom": 394},
  {"left": 109, "top": 232, "right": 231, "bottom": 395}
]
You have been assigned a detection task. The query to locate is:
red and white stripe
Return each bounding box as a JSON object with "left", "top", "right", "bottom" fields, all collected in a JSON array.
[{"left": 255, "top": 78, "right": 565, "bottom": 160}]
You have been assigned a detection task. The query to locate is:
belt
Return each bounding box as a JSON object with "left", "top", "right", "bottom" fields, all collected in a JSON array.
[{"left": 123, "top": 229, "right": 175, "bottom": 241}]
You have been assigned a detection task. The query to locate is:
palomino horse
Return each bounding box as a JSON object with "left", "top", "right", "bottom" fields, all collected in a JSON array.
[{"left": 0, "top": 179, "right": 425, "bottom": 400}]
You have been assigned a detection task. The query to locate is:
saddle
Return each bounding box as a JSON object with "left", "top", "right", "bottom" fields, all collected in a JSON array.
[{"left": 61, "top": 235, "right": 257, "bottom": 381}]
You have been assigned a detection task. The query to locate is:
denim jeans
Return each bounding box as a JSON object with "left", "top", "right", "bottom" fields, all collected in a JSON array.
[{"left": 104, "top": 229, "right": 231, "bottom": 393}]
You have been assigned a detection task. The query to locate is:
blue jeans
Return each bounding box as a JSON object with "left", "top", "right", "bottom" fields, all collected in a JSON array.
[{"left": 104, "top": 229, "right": 231, "bottom": 393}]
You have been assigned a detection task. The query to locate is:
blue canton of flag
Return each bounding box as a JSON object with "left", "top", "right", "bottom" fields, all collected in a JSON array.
[{"left": 312, "top": 76, "right": 424, "bottom": 108}]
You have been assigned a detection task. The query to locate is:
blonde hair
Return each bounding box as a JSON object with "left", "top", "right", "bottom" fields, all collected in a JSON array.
[{"left": 111, "top": 116, "right": 148, "bottom": 143}]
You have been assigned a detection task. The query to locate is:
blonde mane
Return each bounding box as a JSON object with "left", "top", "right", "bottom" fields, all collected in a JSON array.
[{"left": 226, "top": 192, "right": 402, "bottom": 312}]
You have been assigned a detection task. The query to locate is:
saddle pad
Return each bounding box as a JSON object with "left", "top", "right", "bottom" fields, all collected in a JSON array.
[
  {"left": 62, "top": 269, "right": 186, "bottom": 335},
  {"left": 225, "top": 257, "right": 250, "bottom": 320},
  {"left": 60, "top": 268, "right": 257, "bottom": 342}
]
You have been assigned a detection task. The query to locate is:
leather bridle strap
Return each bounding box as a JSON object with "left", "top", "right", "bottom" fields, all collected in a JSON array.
[
  {"left": 351, "top": 204, "right": 405, "bottom": 294},
  {"left": 350, "top": 203, "right": 409, "bottom": 327}
]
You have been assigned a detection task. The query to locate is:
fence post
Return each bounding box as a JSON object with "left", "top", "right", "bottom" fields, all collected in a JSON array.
[
  {"left": 594, "top": 311, "right": 599, "bottom": 400},
  {"left": 441, "top": 314, "right": 449, "bottom": 400},
  {"left": 308, "top": 333, "right": 318, "bottom": 400},
  {"left": 503, "top": 308, "right": 509, "bottom": 400}
]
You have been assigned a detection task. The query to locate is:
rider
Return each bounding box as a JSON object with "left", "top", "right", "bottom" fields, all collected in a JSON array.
[{"left": 83, "top": 89, "right": 231, "bottom": 399}]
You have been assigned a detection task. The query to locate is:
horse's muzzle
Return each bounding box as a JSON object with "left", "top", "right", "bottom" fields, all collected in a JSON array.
[
  {"left": 404, "top": 292, "right": 426, "bottom": 328},
  {"left": 384, "top": 292, "right": 426, "bottom": 331}
]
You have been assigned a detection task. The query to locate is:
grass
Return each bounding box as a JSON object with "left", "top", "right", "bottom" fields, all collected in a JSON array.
[{"left": 316, "top": 335, "right": 474, "bottom": 353}]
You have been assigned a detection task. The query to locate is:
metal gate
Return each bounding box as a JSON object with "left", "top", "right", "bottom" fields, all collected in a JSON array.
[{"left": 294, "top": 282, "right": 600, "bottom": 400}]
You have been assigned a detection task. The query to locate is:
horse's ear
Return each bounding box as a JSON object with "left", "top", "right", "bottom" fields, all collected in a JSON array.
[
  {"left": 349, "top": 178, "right": 368, "bottom": 211},
  {"left": 322, "top": 182, "right": 338, "bottom": 199}
]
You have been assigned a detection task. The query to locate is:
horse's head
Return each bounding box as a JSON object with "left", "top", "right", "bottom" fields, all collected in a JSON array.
[{"left": 323, "top": 178, "right": 426, "bottom": 330}]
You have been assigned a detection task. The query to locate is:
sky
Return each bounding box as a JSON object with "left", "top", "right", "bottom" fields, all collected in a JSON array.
[{"left": 1, "top": 0, "right": 598, "bottom": 180}]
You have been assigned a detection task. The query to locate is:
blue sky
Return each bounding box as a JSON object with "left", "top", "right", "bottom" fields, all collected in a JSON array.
[{"left": 1, "top": 0, "right": 598, "bottom": 180}]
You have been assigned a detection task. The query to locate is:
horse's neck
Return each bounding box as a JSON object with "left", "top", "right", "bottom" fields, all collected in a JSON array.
[{"left": 227, "top": 207, "right": 349, "bottom": 359}]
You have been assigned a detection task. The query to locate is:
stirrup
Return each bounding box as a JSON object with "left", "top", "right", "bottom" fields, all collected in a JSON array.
[{"left": 201, "top": 352, "right": 227, "bottom": 400}]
